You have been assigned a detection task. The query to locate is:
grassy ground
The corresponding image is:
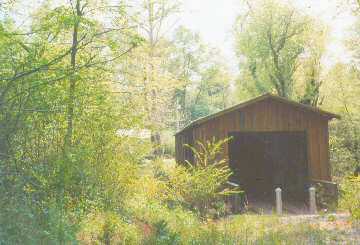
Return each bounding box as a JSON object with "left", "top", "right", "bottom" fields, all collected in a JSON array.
[{"left": 166, "top": 214, "right": 360, "bottom": 244}]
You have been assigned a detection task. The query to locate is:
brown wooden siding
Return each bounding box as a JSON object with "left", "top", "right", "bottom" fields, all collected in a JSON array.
[{"left": 175, "top": 98, "right": 332, "bottom": 181}]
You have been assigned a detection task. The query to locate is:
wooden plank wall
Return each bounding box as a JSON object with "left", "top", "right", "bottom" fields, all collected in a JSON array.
[
  {"left": 175, "top": 128, "right": 194, "bottom": 165},
  {"left": 175, "top": 98, "right": 331, "bottom": 181}
]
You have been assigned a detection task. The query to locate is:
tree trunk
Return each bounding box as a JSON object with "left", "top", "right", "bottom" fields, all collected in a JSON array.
[
  {"left": 64, "top": 0, "right": 81, "bottom": 151},
  {"left": 151, "top": 131, "right": 162, "bottom": 157},
  {"left": 58, "top": 1, "right": 81, "bottom": 243}
]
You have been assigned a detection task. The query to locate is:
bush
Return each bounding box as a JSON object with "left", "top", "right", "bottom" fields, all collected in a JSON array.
[
  {"left": 144, "top": 220, "right": 181, "bottom": 245},
  {"left": 330, "top": 118, "right": 360, "bottom": 179},
  {"left": 170, "top": 138, "right": 241, "bottom": 218},
  {"left": 77, "top": 211, "right": 142, "bottom": 244},
  {"left": 139, "top": 138, "right": 240, "bottom": 219},
  {"left": 160, "top": 130, "right": 176, "bottom": 157},
  {"left": 339, "top": 176, "right": 360, "bottom": 220}
]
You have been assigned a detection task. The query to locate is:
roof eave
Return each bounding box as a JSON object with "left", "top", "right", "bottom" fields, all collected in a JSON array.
[{"left": 175, "top": 93, "right": 341, "bottom": 135}]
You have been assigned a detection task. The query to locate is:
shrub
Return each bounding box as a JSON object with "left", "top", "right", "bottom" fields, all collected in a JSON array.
[
  {"left": 329, "top": 117, "right": 360, "bottom": 179},
  {"left": 124, "top": 168, "right": 202, "bottom": 243},
  {"left": 144, "top": 220, "right": 181, "bottom": 245},
  {"left": 160, "top": 130, "right": 176, "bottom": 157},
  {"left": 314, "top": 182, "right": 338, "bottom": 212},
  {"left": 339, "top": 176, "right": 360, "bottom": 220},
  {"left": 77, "top": 211, "right": 142, "bottom": 244},
  {"left": 170, "top": 137, "right": 241, "bottom": 218}
]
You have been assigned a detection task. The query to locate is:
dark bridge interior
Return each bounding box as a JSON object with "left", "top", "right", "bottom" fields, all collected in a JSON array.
[{"left": 228, "top": 131, "right": 309, "bottom": 202}]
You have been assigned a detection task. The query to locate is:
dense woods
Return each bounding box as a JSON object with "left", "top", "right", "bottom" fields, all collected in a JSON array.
[{"left": 0, "top": 0, "right": 359, "bottom": 244}]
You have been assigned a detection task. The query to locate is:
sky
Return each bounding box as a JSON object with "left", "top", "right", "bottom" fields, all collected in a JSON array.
[{"left": 178, "top": 0, "right": 357, "bottom": 73}]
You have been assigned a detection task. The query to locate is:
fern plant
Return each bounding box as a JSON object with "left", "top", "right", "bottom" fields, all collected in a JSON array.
[{"left": 168, "top": 137, "right": 241, "bottom": 218}]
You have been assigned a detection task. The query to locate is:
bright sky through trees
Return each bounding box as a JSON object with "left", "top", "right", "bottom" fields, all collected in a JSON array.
[
  {"left": 8, "top": 0, "right": 356, "bottom": 72},
  {"left": 180, "top": 0, "right": 356, "bottom": 72}
]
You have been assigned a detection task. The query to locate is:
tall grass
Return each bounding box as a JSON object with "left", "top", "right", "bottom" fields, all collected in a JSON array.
[{"left": 176, "top": 215, "right": 333, "bottom": 245}]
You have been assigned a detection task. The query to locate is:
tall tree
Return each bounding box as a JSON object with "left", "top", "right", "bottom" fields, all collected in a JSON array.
[
  {"left": 296, "top": 25, "right": 328, "bottom": 106},
  {"left": 234, "top": 0, "right": 311, "bottom": 98},
  {"left": 322, "top": 63, "right": 360, "bottom": 177},
  {"left": 0, "top": 0, "right": 141, "bottom": 242},
  {"left": 168, "top": 27, "right": 205, "bottom": 127},
  {"left": 324, "top": 0, "right": 360, "bottom": 176},
  {"left": 120, "top": 0, "right": 181, "bottom": 155},
  {"left": 169, "top": 27, "right": 232, "bottom": 128}
]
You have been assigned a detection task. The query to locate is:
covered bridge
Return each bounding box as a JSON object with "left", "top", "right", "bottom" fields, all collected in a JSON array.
[{"left": 175, "top": 93, "right": 340, "bottom": 202}]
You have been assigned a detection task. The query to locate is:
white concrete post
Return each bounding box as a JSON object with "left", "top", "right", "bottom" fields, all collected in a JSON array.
[
  {"left": 309, "top": 186, "right": 317, "bottom": 214},
  {"left": 275, "top": 187, "right": 282, "bottom": 215}
]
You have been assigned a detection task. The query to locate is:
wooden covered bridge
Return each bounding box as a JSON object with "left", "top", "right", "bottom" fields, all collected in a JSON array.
[{"left": 175, "top": 93, "right": 340, "bottom": 202}]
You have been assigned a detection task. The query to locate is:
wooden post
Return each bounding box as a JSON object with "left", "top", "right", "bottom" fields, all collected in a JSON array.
[
  {"left": 275, "top": 187, "right": 282, "bottom": 215},
  {"left": 309, "top": 186, "right": 317, "bottom": 214}
]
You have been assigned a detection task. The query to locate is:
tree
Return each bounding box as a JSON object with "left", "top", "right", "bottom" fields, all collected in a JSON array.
[
  {"left": 0, "top": 1, "right": 142, "bottom": 243},
  {"left": 234, "top": 0, "right": 312, "bottom": 98},
  {"left": 167, "top": 26, "right": 204, "bottom": 127},
  {"left": 169, "top": 27, "right": 232, "bottom": 127},
  {"left": 347, "top": 4, "right": 360, "bottom": 67},
  {"left": 189, "top": 57, "right": 231, "bottom": 121},
  {"left": 321, "top": 63, "right": 360, "bottom": 177},
  {"left": 119, "top": 0, "right": 181, "bottom": 156},
  {"left": 321, "top": 0, "right": 360, "bottom": 177},
  {"left": 296, "top": 25, "right": 328, "bottom": 106}
]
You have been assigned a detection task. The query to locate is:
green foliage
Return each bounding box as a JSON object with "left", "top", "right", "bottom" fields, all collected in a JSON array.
[
  {"left": 169, "top": 26, "right": 232, "bottom": 127},
  {"left": 149, "top": 215, "right": 335, "bottom": 244},
  {"left": 314, "top": 64, "right": 359, "bottom": 181},
  {"left": 77, "top": 211, "right": 142, "bottom": 244},
  {"left": 159, "top": 130, "right": 176, "bottom": 157},
  {"left": 234, "top": 0, "right": 308, "bottom": 97},
  {"left": 1, "top": 0, "right": 359, "bottom": 243},
  {"left": 330, "top": 117, "right": 360, "bottom": 178},
  {"left": 168, "top": 138, "right": 240, "bottom": 218},
  {"left": 314, "top": 184, "right": 333, "bottom": 211},
  {"left": 340, "top": 176, "right": 360, "bottom": 220},
  {"left": 125, "top": 171, "right": 338, "bottom": 244},
  {"left": 234, "top": 0, "right": 326, "bottom": 103},
  {"left": 321, "top": 63, "right": 360, "bottom": 179},
  {"left": 0, "top": 1, "right": 145, "bottom": 243},
  {"left": 145, "top": 220, "right": 181, "bottom": 245},
  {"left": 132, "top": 138, "right": 239, "bottom": 220}
]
